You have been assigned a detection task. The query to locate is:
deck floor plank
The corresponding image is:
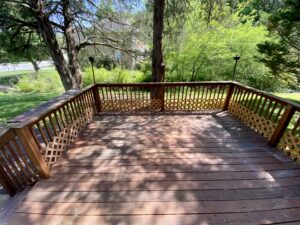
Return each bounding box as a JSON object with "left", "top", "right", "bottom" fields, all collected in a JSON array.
[{"left": 8, "top": 113, "right": 300, "bottom": 225}]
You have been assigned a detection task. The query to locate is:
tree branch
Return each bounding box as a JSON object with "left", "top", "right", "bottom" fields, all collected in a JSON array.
[
  {"left": 77, "top": 40, "right": 142, "bottom": 60},
  {"left": 0, "top": 15, "right": 37, "bottom": 29}
]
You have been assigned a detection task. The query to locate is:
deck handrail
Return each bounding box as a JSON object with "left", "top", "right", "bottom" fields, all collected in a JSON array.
[
  {"left": 233, "top": 82, "right": 300, "bottom": 109},
  {"left": 227, "top": 82, "right": 300, "bottom": 163},
  {"left": 0, "top": 81, "right": 299, "bottom": 196},
  {"left": 8, "top": 85, "right": 96, "bottom": 128},
  {"left": 0, "top": 85, "right": 97, "bottom": 195}
]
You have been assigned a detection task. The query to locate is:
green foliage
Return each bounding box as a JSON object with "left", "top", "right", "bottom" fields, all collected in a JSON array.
[
  {"left": 238, "top": 71, "right": 284, "bottom": 92},
  {"left": 15, "top": 70, "right": 64, "bottom": 93},
  {"left": 164, "top": 3, "right": 282, "bottom": 91},
  {"left": 0, "top": 1, "right": 48, "bottom": 67},
  {"left": 95, "top": 57, "right": 117, "bottom": 70},
  {"left": 257, "top": 40, "right": 299, "bottom": 78},
  {"left": 82, "top": 67, "right": 145, "bottom": 86},
  {"left": 137, "top": 61, "right": 152, "bottom": 82},
  {"left": 0, "top": 32, "right": 48, "bottom": 66},
  {"left": 238, "top": 0, "right": 284, "bottom": 24},
  {"left": 256, "top": 0, "right": 300, "bottom": 84}
]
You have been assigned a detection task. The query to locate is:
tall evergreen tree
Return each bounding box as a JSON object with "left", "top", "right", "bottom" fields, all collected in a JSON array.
[{"left": 257, "top": 0, "right": 300, "bottom": 83}]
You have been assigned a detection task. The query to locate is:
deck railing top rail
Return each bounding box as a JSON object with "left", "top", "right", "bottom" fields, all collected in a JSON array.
[
  {"left": 233, "top": 82, "right": 300, "bottom": 109},
  {"left": 0, "top": 81, "right": 299, "bottom": 196},
  {"left": 95, "top": 81, "right": 233, "bottom": 86},
  {"left": 9, "top": 85, "right": 95, "bottom": 128}
]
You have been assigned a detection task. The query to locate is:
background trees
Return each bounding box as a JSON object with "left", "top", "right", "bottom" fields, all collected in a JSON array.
[
  {"left": 256, "top": 0, "right": 300, "bottom": 86},
  {"left": 0, "top": 0, "right": 141, "bottom": 90},
  {"left": 0, "top": 0, "right": 299, "bottom": 92},
  {"left": 163, "top": 1, "right": 277, "bottom": 90},
  {"left": 0, "top": 32, "right": 48, "bottom": 72}
]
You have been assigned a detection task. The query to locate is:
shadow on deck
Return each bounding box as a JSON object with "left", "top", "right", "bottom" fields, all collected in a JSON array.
[{"left": 4, "top": 111, "right": 300, "bottom": 225}]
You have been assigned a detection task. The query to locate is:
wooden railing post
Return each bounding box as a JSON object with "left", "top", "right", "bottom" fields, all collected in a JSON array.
[
  {"left": 0, "top": 165, "right": 17, "bottom": 196},
  {"left": 14, "top": 126, "right": 51, "bottom": 179},
  {"left": 92, "top": 84, "right": 101, "bottom": 113},
  {"left": 223, "top": 83, "right": 235, "bottom": 110},
  {"left": 268, "top": 104, "right": 296, "bottom": 147},
  {"left": 161, "top": 83, "right": 165, "bottom": 111}
]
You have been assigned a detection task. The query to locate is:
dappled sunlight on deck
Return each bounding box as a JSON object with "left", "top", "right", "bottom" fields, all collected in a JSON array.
[{"left": 6, "top": 112, "right": 300, "bottom": 225}]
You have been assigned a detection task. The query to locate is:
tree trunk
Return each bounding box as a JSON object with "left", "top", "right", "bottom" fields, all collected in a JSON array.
[
  {"left": 152, "top": 0, "right": 165, "bottom": 104},
  {"left": 152, "top": 0, "right": 165, "bottom": 83},
  {"left": 63, "top": 2, "right": 82, "bottom": 89},
  {"left": 65, "top": 27, "right": 81, "bottom": 88},
  {"left": 29, "top": 0, "right": 76, "bottom": 91},
  {"left": 30, "top": 60, "right": 40, "bottom": 72}
]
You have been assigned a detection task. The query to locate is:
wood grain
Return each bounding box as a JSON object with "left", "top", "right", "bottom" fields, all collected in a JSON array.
[{"left": 8, "top": 114, "right": 300, "bottom": 225}]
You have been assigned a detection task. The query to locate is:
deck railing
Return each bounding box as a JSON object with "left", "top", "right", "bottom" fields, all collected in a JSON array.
[
  {"left": 0, "top": 86, "right": 96, "bottom": 196},
  {"left": 0, "top": 128, "right": 40, "bottom": 196},
  {"left": 0, "top": 82, "right": 299, "bottom": 196},
  {"left": 96, "top": 82, "right": 231, "bottom": 112},
  {"left": 227, "top": 83, "right": 300, "bottom": 153}
]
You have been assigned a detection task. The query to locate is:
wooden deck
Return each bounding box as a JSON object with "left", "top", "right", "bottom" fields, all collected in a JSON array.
[{"left": 7, "top": 112, "right": 300, "bottom": 225}]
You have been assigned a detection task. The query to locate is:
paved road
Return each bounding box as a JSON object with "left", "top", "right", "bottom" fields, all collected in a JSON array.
[{"left": 0, "top": 61, "right": 54, "bottom": 72}]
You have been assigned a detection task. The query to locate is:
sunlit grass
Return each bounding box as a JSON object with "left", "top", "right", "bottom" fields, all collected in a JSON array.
[
  {"left": 0, "top": 92, "right": 58, "bottom": 124},
  {"left": 274, "top": 92, "right": 300, "bottom": 104}
]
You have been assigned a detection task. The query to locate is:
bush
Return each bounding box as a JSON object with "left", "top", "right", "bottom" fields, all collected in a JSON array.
[
  {"left": 139, "top": 62, "right": 152, "bottom": 82},
  {"left": 82, "top": 67, "right": 146, "bottom": 86},
  {"left": 15, "top": 67, "right": 148, "bottom": 92},
  {"left": 16, "top": 69, "right": 64, "bottom": 93},
  {"left": 94, "top": 56, "right": 117, "bottom": 70}
]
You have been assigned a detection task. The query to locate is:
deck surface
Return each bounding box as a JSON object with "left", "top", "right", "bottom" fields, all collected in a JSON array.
[{"left": 8, "top": 112, "right": 300, "bottom": 225}]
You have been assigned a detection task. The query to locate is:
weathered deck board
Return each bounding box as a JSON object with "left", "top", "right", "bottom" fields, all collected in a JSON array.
[
  {"left": 8, "top": 113, "right": 300, "bottom": 225},
  {"left": 49, "top": 169, "right": 300, "bottom": 182}
]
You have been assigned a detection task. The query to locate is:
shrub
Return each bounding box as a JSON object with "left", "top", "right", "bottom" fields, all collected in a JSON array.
[
  {"left": 82, "top": 67, "right": 146, "bottom": 86},
  {"left": 15, "top": 69, "right": 64, "bottom": 93}
]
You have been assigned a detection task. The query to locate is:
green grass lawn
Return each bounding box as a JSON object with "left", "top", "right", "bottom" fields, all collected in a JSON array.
[
  {"left": 0, "top": 92, "right": 58, "bottom": 125},
  {"left": 274, "top": 92, "right": 300, "bottom": 104}
]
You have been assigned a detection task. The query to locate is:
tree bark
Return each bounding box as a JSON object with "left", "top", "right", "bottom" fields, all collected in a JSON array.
[
  {"left": 65, "top": 27, "right": 81, "bottom": 88},
  {"left": 152, "top": 0, "right": 165, "bottom": 103},
  {"left": 63, "top": 0, "right": 82, "bottom": 89},
  {"left": 29, "top": 0, "right": 76, "bottom": 91},
  {"left": 152, "top": 0, "right": 165, "bottom": 83},
  {"left": 30, "top": 60, "right": 40, "bottom": 72}
]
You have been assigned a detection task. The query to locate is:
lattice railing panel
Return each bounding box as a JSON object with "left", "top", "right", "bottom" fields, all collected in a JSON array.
[
  {"left": 101, "top": 99, "right": 163, "bottom": 112},
  {"left": 164, "top": 99, "right": 224, "bottom": 111},
  {"left": 97, "top": 83, "right": 229, "bottom": 112},
  {"left": 41, "top": 111, "right": 93, "bottom": 167},
  {"left": 277, "top": 110, "right": 300, "bottom": 162},
  {"left": 228, "top": 84, "right": 300, "bottom": 163},
  {"left": 228, "top": 102, "right": 276, "bottom": 140},
  {"left": 29, "top": 89, "right": 95, "bottom": 168},
  {"left": 227, "top": 85, "right": 287, "bottom": 141},
  {"left": 278, "top": 131, "right": 300, "bottom": 161}
]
